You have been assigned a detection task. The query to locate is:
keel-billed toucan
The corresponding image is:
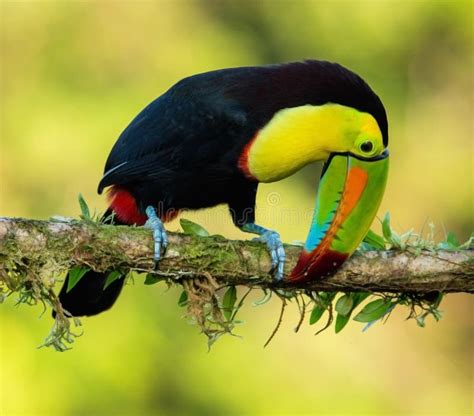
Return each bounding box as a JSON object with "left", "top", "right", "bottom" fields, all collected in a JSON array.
[{"left": 57, "top": 60, "right": 389, "bottom": 317}]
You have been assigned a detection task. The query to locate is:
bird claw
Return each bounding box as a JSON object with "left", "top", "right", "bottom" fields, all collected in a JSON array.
[
  {"left": 257, "top": 231, "right": 286, "bottom": 281},
  {"left": 145, "top": 206, "right": 168, "bottom": 262}
]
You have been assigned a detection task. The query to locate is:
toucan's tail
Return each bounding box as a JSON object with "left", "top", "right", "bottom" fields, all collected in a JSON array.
[{"left": 54, "top": 210, "right": 127, "bottom": 317}]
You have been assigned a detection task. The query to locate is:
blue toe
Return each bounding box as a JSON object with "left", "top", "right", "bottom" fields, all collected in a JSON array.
[
  {"left": 145, "top": 206, "right": 168, "bottom": 262},
  {"left": 259, "top": 231, "right": 286, "bottom": 281}
]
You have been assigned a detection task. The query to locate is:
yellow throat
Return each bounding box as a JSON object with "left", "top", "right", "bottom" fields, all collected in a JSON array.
[{"left": 242, "top": 103, "right": 382, "bottom": 182}]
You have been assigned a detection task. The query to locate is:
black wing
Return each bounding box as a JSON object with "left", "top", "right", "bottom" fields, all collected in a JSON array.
[{"left": 97, "top": 73, "right": 249, "bottom": 194}]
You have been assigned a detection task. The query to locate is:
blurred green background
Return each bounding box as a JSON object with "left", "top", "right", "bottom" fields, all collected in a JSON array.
[{"left": 1, "top": 1, "right": 472, "bottom": 415}]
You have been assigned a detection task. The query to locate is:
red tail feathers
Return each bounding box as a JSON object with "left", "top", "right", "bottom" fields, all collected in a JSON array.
[
  {"left": 107, "top": 186, "right": 179, "bottom": 225},
  {"left": 107, "top": 187, "right": 147, "bottom": 225}
]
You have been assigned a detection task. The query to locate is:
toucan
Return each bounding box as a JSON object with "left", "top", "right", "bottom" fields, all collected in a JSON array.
[{"left": 57, "top": 60, "right": 389, "bottom": 317}]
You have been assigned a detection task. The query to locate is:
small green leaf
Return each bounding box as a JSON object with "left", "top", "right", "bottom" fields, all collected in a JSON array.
[
  {"left": 222, "top": 286, "right": 237, "bottom": 320},
  {"left": 432, "top": 309, "right": 443, "bottom": 322},
  {"left": 309, "top": 306, "right": 325, "bottom": 325},
  {"left": 335, "top": 314, "right": 350, "bottom": 333},
  {"left": 360, "top": 299, "right": 387, "bottom": 314},
  {"left": 66, "top": 266, "right": 89, "bottom": 293},
  {"left": 178, "top": 290, "right": 188, "bottom": 307},
  {"left": 252, "top": 290, "right": 272, "bottom": 306},
  {"left": 390, "top": 230, "right": 403, "bottom": 249},
  {"left": 309, "top": 292, "right": 336, "bottom": 325},
  {"left": 334, "top": 292, "right": 369, "bottom": 333},
  {"left": 211, "top": 234, "right": 226, "bottom": 239},
  {"left": 352, "top": 292, "right": 370, "bottom": 308},
  {"left": 446, "top": 231, "right": 460, "bottom": 247},
  {"left": 363, "top": 229, "right": 386, "bottom": 250},
  {"left": 180, "top": 219, "right": 209, "bottom": 237},
  {"left": 104, "top": 271, "right": 122, "bottom": 290},
  {"left": 381, "top": 213, "right": 404, "bottom": 248},
  {"left": 353, "top": 298, "right": 393, "bottom": 323},
  {"left": 78, "top": 193, "right": 91, "bottom": 220},
  {"left": 144, "top": 274, "right": 161, "bottom": 285},
  {"left": 335, "top": 295, "right": 353, "bottom": 316},
  {"left": 416, "top": 314, "right": 426, "bottom": 328},
  {"left": 382, "top": 212, "right": 392, "bottom": 241}
]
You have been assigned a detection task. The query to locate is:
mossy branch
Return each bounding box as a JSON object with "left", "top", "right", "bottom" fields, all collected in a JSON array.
[
  {"left": 1, "top": 216, "right": 473, "bottom": 351},
  {"left": 1, "top": 217, "right": 473, "bottom": 294}
]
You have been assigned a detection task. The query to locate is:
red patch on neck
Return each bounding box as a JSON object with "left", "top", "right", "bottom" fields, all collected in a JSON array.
[
  {"left": 237, "top": 133, "right": 258, "bottom": 181},
  {"left": 107, "top": 187, "right": 147, "bottom": 225}
]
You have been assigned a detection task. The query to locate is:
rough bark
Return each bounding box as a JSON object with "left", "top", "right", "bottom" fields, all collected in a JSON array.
[{"left": 0, "top": 217, "right": 473, "bottom": 293}]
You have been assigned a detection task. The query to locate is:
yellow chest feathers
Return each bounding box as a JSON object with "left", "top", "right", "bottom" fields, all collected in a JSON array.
[{"left": 239, "top": 104, "right": 381, "bottom": 182}]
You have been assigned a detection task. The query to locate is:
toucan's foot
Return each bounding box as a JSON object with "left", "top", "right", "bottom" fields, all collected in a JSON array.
[
  {"left": 256, "top": 230, "right": 286, "bottom": 281},
  {"left": 145, "top": 206, "right": 168, "bottom": 261},
  {"left": 241, "top": 223, "right": 286, "bottom": 281}
]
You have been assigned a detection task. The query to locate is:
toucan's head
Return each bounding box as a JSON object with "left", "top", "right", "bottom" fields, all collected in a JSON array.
[
  {"left": 306, "top": 103, "right": 387, "bottom": 161},
  {"left": 239, "top": 61, "right": 389, "bottom": 184},
  {"left": 342, "top": 109, "right": 386, "bottom": 159}
]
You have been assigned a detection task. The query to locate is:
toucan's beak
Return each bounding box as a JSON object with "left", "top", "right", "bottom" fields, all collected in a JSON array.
[{"left": 289, "top": 150, "right": 389, "bottom": 282}]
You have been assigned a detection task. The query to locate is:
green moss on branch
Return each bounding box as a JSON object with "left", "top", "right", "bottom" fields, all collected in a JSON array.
[{"left": 0, "top": 216, "right": 473, "bottom": 350}]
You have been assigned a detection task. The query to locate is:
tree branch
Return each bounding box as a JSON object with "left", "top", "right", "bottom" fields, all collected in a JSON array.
[{"left": 1, "top": 217, "right": 473, "bottom": 293}]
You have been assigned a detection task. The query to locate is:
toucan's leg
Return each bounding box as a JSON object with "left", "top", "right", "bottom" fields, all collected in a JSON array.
[
  {"left": 228, "top": 181, "right": 286, "bottom": 281},
  {"left": 145, "top": 206, "right": 168, "bottom": 261},
  {"left": 241, "top": 223, "right": 286, "bottom": 281}
]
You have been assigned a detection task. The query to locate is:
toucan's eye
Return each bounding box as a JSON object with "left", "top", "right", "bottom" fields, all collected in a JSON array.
[{"left": 360, "top": 141, "right": 374, "bottom": 153}]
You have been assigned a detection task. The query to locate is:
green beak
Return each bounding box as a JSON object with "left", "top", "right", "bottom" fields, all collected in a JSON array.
[{"left": 289, "top": 150, "right": 389, "bottom": 282}]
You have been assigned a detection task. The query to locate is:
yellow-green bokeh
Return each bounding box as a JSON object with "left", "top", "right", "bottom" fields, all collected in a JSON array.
[{"left": 1, "top": 1, "right": 472, "bottom": 415}]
